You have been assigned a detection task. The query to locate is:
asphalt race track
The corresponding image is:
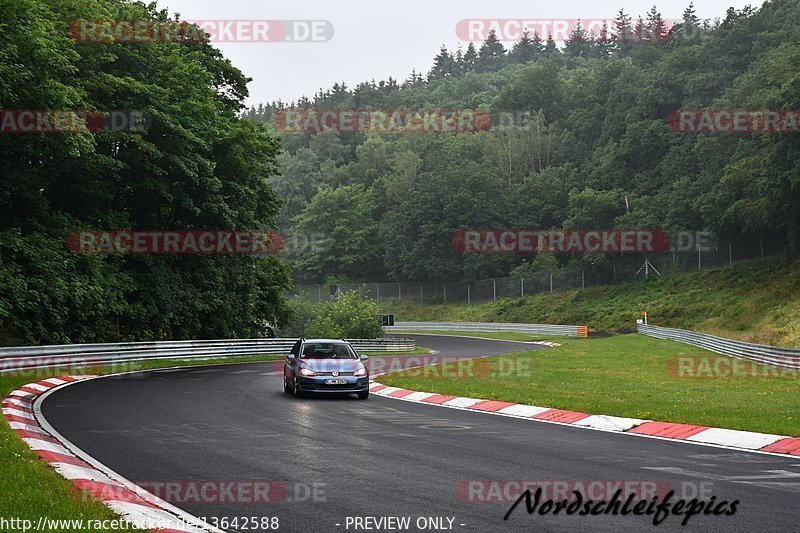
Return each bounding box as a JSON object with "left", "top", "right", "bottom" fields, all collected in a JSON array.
[{"left": 42, "top": 335, "right": 799, "bottom": 532}]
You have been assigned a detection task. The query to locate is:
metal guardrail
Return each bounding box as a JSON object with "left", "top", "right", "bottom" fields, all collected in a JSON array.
[
  {"left": 0, "top": 338, "right": 416, "bottom": 374},
  {"left": 386, "top": 321, "right": 587, "bottom": 337},
  {"left": 637, "top": 324, "right": 800, "bottom": 369}
]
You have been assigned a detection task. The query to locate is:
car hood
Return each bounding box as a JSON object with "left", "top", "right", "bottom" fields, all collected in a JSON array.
[{"left": 300, "top": 358, "right": 363, "bottom": 373}]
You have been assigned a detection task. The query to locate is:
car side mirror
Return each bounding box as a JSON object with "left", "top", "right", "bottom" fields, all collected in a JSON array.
[
  {"left": 288, "top": 353, "right": 296, "bottom": 360},
  {"left": 360, "top": 354, "right": 369, "bottom": 361}
]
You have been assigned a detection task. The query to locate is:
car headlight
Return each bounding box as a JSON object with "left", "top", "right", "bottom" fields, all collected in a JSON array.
[
  {"left": 353, "top": 365, "right": 367, "bottom": 377},
  {"left": 300, "top": 367, "right": 317, "bottom": 376}
]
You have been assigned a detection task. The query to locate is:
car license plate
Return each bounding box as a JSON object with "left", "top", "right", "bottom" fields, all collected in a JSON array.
[{"left": 325, "top": 379, "right": 348, "bottom": 385}]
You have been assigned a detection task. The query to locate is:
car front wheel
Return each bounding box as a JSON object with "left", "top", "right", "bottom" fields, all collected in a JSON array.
[
  {"left": 292, "top": 377, "right": 303, "bottom": 398},
  {"left": 357, "top": 390, "right": 369, "bottom": 400}
]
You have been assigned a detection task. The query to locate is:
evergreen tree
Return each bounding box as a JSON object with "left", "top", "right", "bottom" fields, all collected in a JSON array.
[
  {"left": 476, "top": 30, "right": 506, "bottom": 72},
  {"left": 428, "top": 45, "right": 457, "bottom": 80},
  {"left": 510, "top": 29, "right": 543, "bottom": 64},
  {"left": 460, "top": 42, "right": 478, "bottom": 72},
  {"left": 594, "top": 21, "right": 614, "bottom": 59},
  {"left": 645, "top": 5, "right": 671, "bottom": 42},
  {"left": 613, "top": 9, "right": 635, "bottom": 56},
  {"left": 677, "top": 2, "right": 704, "bottom": 44},
  {"left": 564, "top": 20, "right": 593, "bottom": 58},
  {"left": 544, "top": 33, "right": 558, "bottom": 56}
]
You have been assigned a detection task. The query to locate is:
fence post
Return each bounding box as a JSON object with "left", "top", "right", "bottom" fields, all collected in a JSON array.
[
  {"left": 376, "top": 284, "right": 380, "bottom": 304},
  {"left": 520, "top": 277, "right": 524, "bottom": 298},
  {"left": 317, "top": 284, "right": 321, "bottom": 303},
  {"left": 581, "top": 269, "right": 585, "bottom": 289},
  {"left": 492, "top": 278, "right": 496, "bottom": 301},
  {"left": 550, "top": 273, "right": 553, "bottom": 293},
  {"left": 443, "top": 283, "right": 447, "bottom": 303},
  {"left": 398, "top": 284, "right": 401, "bottom": 302},
  {"left": 467, "top": 284, "right": 471, "bottom": 305},
  {"left": 760, "top": 235, "right": 764, "bottom": 258},
  {"left": 697, "top": 244, "right": 702, "bottom": 271},
  {"left": 729, "top": 243, "right": 732, "bottom": 266},
  {"left": 420, "top": 283, "right": 423, "bottom": 302}
]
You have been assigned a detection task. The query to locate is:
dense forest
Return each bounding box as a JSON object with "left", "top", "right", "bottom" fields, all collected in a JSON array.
[
  {"left": 1, "top": 0, "right": 798, "bottom": 345},
  {"left": 1, "top": 0, "right": 291, "bottom": 344},
  {"left": 246, "top": 1, "right": 800, "bottom": 284}
]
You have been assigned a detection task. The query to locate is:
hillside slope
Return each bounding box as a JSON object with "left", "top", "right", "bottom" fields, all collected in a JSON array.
[{"left": 388, "top": 258, "right": 800, "bottom": 347}]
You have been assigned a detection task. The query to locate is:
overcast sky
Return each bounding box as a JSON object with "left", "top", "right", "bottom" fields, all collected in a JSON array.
[{"left": 154, "top": 0, "right": 759, "bottom": 106}]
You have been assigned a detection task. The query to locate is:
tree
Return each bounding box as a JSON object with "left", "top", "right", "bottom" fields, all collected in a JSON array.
[
  {"left": 429, "top": 45, "right": 457, "bottom": 80},
  {"left": 645, "top": 6, "right": 671, "bottom": 42},
  {"left": 306, "top": 291, "right": 383, "bottom": 339},
  {"left": 544, "top": 34, "right": 558, "bottom": 56},
  {"left": 476, "top": 30, "right": 506, "bottom": 72},
  {"left": 0, "top": 0, "right": 292, "bottom": 344},
  {"left": 676, "top": 2, "right": 704, "bottom": 44},
  {"left": 269, "top": 149, "right": 323, "bottom": 229},
  {"left": 510, "top": 29, "right": 543, "bottom": 64},
  {"left": 565, "top": 20, "right": 593, "bottom": 58},
  {"left": 289, "top": 184, "right": 382, "bottom": 281},
  {"left": 460, "top": 42, "right": 478, "bottom": 73},
  {"left": 612, "top": 9, "right": 635, "bottom": 56},
  {"left": 594, "top": 21, "right": 615, "bottom": 59}
]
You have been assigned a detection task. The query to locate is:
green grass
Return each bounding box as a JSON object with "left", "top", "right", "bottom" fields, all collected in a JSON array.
[
  {"left": 379, "top": 334, "right": 800, "bottom": 436},
  {"left": 392, "top": 330, "right": 546, "bottom": 342},
  {"left": 387, "top": 257, "right": 800, "bottom": 347},
  {"left": 0, "top": 354, "right": 281, "bottom": 532},
  {"left": 362, "top": 346, "right": 431, "bottom": 356}
]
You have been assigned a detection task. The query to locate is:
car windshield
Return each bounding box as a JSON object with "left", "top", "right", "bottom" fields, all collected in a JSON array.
[{"left": 300, "top": 343, "right": 356, "bottom": 359}]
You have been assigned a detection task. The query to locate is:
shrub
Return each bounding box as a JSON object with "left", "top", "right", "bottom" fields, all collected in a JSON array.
[{"left": 306, "top": 291, "right": 383, "bottom": 339}]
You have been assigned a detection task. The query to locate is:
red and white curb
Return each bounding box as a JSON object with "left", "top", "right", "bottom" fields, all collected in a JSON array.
[
  {"left": 2, "top": 376, "right": 224, "bottom": 533},
  {"left": 368, "top": 383, "right": 800, "bottom": 458}
]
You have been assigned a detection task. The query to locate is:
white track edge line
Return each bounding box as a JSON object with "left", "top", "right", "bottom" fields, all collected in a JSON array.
[{"left": 34, "top": 374, "right": 230, "bottom": 533}]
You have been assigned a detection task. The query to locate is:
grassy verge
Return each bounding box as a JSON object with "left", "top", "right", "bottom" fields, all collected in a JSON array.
[
  {"left": 0, "top": 354, "right": 281, "bottom": 532},
  {"left": 362, "top": 346, "right": 431, "bottom": 356},
  {"left": 391, "top": 330, "right": 571, "bottom": 342},
  {"left": 378, "top": 334, "right": 800, "bottom": 436},
  {"left": 386, "top": 257, "right": 800, "bottom": 347}
]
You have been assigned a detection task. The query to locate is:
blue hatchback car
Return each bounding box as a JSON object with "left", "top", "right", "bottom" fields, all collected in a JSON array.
[{"left": 283, "top": 339, "right": 370, "bottom": 399}]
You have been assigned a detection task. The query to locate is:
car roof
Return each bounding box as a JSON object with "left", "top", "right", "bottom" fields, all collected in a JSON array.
[{"left": 302, "top": 339, "right": 349, "bottom": 344}]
